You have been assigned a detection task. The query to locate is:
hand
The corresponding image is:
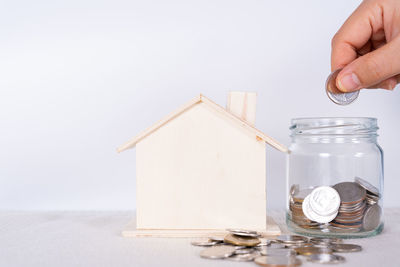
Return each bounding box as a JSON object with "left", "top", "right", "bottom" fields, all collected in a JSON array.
[{"left": 331, "top": 0, "right": 400, "bottom": 92}]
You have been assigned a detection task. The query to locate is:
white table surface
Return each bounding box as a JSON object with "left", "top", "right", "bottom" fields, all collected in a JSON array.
[{"left": 1, "top": 209, "right": 399, "bottom": 267}]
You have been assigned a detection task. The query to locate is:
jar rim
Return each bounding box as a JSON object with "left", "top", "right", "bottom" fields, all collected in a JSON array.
[
  {"left": 290, "top": 117, "right": 378, "bottom": 136},
  {"left": 291, "top": 117, "right": 376, "bottom": 124}
]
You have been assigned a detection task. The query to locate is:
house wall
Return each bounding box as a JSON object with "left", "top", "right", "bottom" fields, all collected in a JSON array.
[{"left": 136, "top": 102, "right": 266, "bottom": 230}]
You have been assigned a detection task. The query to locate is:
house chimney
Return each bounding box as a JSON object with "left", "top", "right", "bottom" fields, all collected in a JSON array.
[{"left": 227, "top": 92, "right": 257, "bottom": 126}]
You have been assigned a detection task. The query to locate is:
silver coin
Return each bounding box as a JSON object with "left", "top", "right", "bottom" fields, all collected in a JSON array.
[
  {"left": 259, "top": 247, "right": 297, "bottom": 257},
  {"left": 228, "top": 252, "right": 260, "bottom": 262},
  {"left": 235, "top": 248, "right": 256, "bottom": 255},
  {"left": 307, "top": 253, "right": 345, "bottom": 264},
  {"left": 208, "top": 236, "right": 225, "bottom": 243},
  {"left": 255, "top": 238, "right": 272, "bottom": 247},
  {"left": 275, "top": 235, "right": 308, "bottom": 244},
  {"left": 310, "top": 237, "right": 343, "bottom": 245},
  {"left": 355, "top": 177, "right": 380, "bottom": 197},
  {"left": 200, "top": 245, "right": 236, "bottom": 259},
  {"left": 227, "top": 228, "right": 260, "bottom": 237},
  {"left": 290, "top": 184, "right": 300, "bottom": 197},
  {"left": 227, "top": 228, "right": 257, "bottom": 234},
  {"left": 303, "top": 194, "right": 338, "bottom": 223},
  {"left": 326, "top": 68, "right": 359, "bottom": 105},
  {"left": 331, "top": 243, "right": 362, "bottom": 253},
  {"left": 191, "top": 239, "right": 219, "bottom": 247},
  {"left": 233, "top": 232, "right": 261, "bottom": 238},
  {"left": 362, "top": 204, "right": 382, "bottom": 231},
  {"left": 254, "top": 256, "right": 302, "bottom": 267},
  {"left": 333, "top": 182, "right": 366, "bottom": 203},
  {"left": 309, "top": 186, "right": 341, "bottom": 216},
  {"left": 283, "top": 242, "right": 314, "bottom": 249}
]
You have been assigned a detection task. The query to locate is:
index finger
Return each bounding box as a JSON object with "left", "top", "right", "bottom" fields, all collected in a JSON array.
[{"left": 331, "top": 1, "right": 379, "bottom": 71}]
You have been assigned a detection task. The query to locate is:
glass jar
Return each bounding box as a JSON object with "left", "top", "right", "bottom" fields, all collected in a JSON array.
[{"left": 286, "top": 117, "right": 383, "bottom": 238}]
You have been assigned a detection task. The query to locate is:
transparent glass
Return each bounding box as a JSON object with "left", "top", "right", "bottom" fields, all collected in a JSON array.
[{"left": 286, "top": 117, "right": 384, "bottom": 238}]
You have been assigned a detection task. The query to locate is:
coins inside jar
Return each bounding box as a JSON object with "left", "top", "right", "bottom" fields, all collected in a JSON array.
[{"left": 289, "top": 178, "right": 382, "bottom": 232}]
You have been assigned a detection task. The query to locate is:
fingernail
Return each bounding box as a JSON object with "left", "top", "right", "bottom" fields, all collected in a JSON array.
[
  {"left": 389, "top": 80, "right": 396, "bottom": 91},
  {"left": 338, "top": 73, "right": 361, "bottom": 92}
]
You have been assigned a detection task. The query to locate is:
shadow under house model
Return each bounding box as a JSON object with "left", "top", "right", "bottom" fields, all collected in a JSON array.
[{"left": 118, "top": 92, "right": 288, "bottom": 237}]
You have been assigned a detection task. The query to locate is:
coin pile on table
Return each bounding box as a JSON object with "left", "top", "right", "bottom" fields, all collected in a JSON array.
[
  {"left": 191, "top": 231, "right": 362, "bottom": 266},
  {"left": 288, "top": 176, "right": 382, "bottom": 233}
]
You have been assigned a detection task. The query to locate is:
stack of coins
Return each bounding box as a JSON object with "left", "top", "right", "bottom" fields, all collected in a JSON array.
[
  {"left": 331, "top": 182, "right": 366, "bottom": 230},
  {"left": 289, "top": 188, "right": 323, "bottom": 229},
  {"left": 289, "top": 177, "right": 382, "bottom": 233},
  {"left": 192, "top": 233, "right": 363, "bottom": 266},
  {"left": 355, "top": 177, "right": 380, "bottom": 205}
]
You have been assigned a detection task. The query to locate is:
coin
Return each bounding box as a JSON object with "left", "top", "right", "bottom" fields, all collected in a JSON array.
[
  {"left": 302, "top": 194, "right": 338, "bottom": 223},
  {"left": 228, "top": 252, "right": 260, "bottom": 261},
  {"left": 326, "top": 68, "right": 359, "bottom": 105},
  {"left": 254, "top": 256, "right": 302, "bottom": 267},
  {"left": 309, "top": 237, "right": 343, "bottom": 245},
  {"left": 309, "top": 186, "right": 341, "bottom": 216},
  {"left": 256, "top": 238, "right": 272, "bottom": 247},
  {"left": 333, "top": 182, "right": 366, "bottom": 204},
  {"left": 292, "top": 188, "right": 314, "bottom": 203},
  {"left": 362, "top": 204, "right": 382, "bottom": 231},
  {"left": 331, "top": 243, "right": 362, "bottom": 253},
  {"left": 307, "top": 253, "right": 345, "bottom": 264},
  {"left": 355, "top": 177, "right": 380, "bottom": 197},
  {"left": 200, "top": 245, "right": 236, "bottom": 259},
  {"left": 224, "top": 233, "right": 261, "bottom": 247},
  {"left": 235, "top": 248, "right": 256, "bottom": 254},
  {"left": 208, "top": 236, "right": 224, "bottom": 242},
  {"left": 294, "top": 246, "right": 333, "bottom": 256},
  {"left": 191, "top": 239, "right": 220, "bottom": 247},
  {"left": 283, "top": 243, "right": 314, "bottom": 249},
  {"left": 275, "top": 235, "right": 308, "bottom": 244},
  {"left": 259, "top": 247, "right": 297, "bottom": 257},
  {"left": 227, "top": 229, "right": 260, "bottom": 237},
  {"left": 290, "top": 184, "right": 300, "bottom": 197}
]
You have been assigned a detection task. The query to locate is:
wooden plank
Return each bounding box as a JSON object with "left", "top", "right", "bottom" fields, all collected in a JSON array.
[
  {"left": 200, "top": 96, "right": 289, "bottom": 153},
  {"left": 122, "top": 215, "right": 281, "bottom": 238},
  {"left": 227, "top": 92, "right": 257, "bottom": 126}
]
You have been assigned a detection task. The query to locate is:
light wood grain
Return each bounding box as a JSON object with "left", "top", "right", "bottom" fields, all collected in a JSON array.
[
  {"left": 136, "top": 102, "right": 267, "bottom": 230},
  {"left": 117, "top": 94, "right": 288, "bottom": 153},
  {"left": 227, "top": 92, "right": 257, "bottom": 126},
  {"left": 122, "top": 214, "right": 281, "bottom": 237}
]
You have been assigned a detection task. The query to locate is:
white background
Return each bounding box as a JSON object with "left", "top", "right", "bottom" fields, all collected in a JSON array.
[{"left": 1, "top": 0, "right": 399, "bottom": 210}]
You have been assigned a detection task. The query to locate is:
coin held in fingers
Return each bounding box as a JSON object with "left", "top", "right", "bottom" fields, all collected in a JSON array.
[{"left": 326, "top": 68, "right": 359, "bottom": 105}]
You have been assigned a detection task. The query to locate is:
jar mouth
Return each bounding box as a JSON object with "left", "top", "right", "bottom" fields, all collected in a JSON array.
[{"left": 290, "top": 117, "right": 378, "bottom": 136}]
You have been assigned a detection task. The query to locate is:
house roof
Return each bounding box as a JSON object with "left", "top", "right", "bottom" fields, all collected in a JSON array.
[{"left": 117, "top": 94, "right": 288, "bottom": 153}]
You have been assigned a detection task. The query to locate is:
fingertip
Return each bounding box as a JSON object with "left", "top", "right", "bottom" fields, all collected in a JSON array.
[{"left": 336, "top": 70, "right": 361, "bottom": 92}]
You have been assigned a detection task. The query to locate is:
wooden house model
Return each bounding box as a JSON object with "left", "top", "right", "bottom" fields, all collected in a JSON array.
[{"left": 118, "top": 92, "right": 288, "bottom": 237}]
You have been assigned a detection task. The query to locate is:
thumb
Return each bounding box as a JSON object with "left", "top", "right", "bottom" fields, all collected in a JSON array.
[{"left": 336, "top": 36, "right": 400, "bottom": 92}]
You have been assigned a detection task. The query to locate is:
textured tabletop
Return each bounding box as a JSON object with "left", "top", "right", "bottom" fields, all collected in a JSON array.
[{"left": 1, "top": 209, "right": 399, "bottom": 267}]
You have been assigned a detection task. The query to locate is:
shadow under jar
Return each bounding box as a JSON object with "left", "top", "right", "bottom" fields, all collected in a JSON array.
[{"left": 286, "top": 117, "right": 384, "bottom": 238}]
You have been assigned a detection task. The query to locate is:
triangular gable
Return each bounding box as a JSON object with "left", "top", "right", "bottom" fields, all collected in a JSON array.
[{"left": 117, "top": 94, "right": 288, "bottom": 153}]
